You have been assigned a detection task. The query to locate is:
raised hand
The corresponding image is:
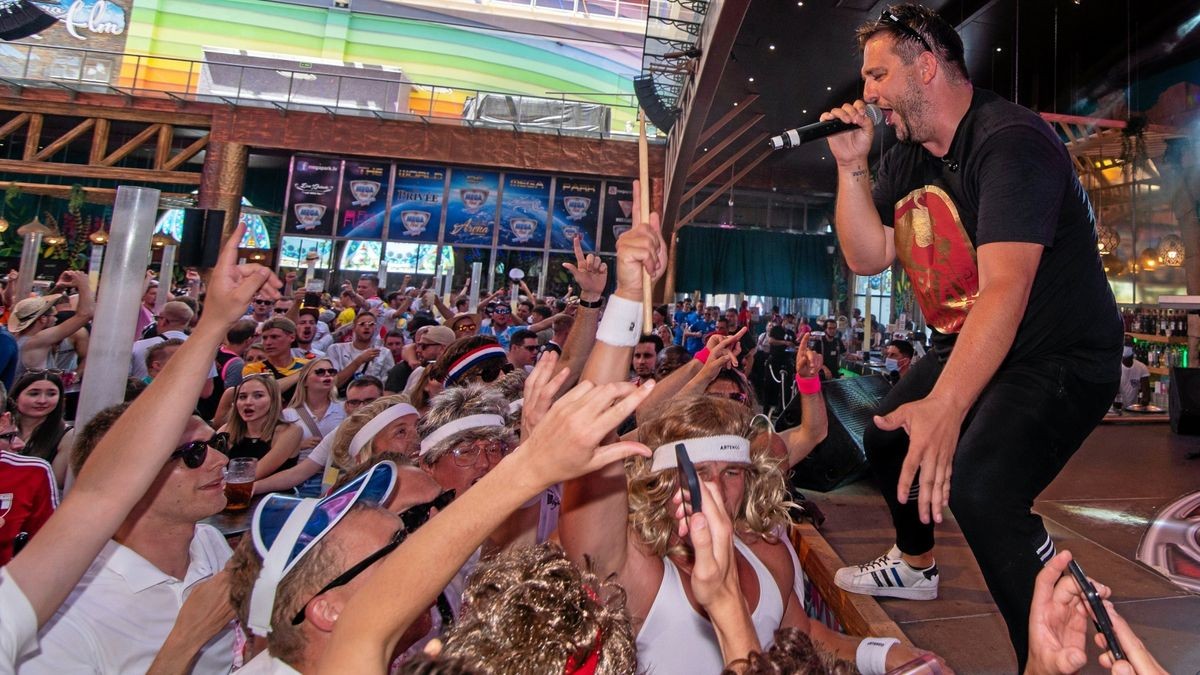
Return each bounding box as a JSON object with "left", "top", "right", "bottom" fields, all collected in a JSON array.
[
  {"left": 512, "top": 378, "right": 655, "bottom": 488},
  {"left": 613, "top": 180, "right": 667, "bottom": 302},
  {"left": 201, "top": 221, "right": 281, "bottom": 327},
  {"left": 795, "top": 344, "right": 823, "bottom": 379},
  {"left": 519, "top": 350, "right": 571, "bottom": 443},
  {"left": 562, "top": 234, "right": 607, "bottom": 300}
]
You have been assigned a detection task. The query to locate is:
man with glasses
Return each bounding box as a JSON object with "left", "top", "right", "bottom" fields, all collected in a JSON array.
[
  {"left": 821, "top": 5, "right": 1121, "bottom": 665},
  {"left": 394, "top": 326, "right": 455, "bottom": 395},
  {"left": 246, "top": 294, "right": 274, "bottom": 325},
  {"left": 478, "top": 304, "right": 518, "bottom": 349},
  {"left": 506, "top": 329, "right": 540, "bottom": 373},
  {"left": 229, "top": 461, "right": 431, "bottom": 674},
  {"left": 19, "top": 404, "right": 236, "bottom": 674}
]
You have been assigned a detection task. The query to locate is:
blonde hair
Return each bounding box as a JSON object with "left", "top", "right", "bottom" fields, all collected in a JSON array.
[
  {"left": 628, "top": 394, "right": 792, "bottom": 559},
  {"left": 287, "top": 358, "right": 338, "bottom": 410},
  {"left": 330, "top": 393, "right": 414, "bottom": 472},
  {"left": 226, "top": 374, "right": 286, "bottom": 446},
  {"left": 440, "top": 543, "right": 636, "bottom": 675}
]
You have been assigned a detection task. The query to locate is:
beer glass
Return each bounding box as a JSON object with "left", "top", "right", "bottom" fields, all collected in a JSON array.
[{"left": 224, "top": 457, "right": 257, "bottom": 511}]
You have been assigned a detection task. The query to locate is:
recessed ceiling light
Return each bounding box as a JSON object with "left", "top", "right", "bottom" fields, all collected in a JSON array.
[
  {"left": 996, "top": 46, "right": 1002, "bottom": 52},
  {"left": 797, "top": 1, "right": 803, "bottom": 5},
  {"left": 768, "top": 44, "right": 776, "bottom": 50},
  {"left": 826, "top": 86, "right": 832, "bottom": 91},
  {"left": 733, "top": 102, "right": 739, "bottom": 106},
  {"left": 748, "top": 76, "right": 755, "bottom": 83},
  {"left": 703, "top": 147, "right": 708, "bottom": 152},
  {"left": 802, "top": 109, "right": 807, "bottom": 114},
  {"left": 821, "top": 156, "right": 827, "bottom": 160}
]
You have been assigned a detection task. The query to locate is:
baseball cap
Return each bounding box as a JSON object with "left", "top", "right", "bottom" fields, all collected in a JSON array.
[{"left": 424, "top": 326, "right": 456, "bottom": 346}]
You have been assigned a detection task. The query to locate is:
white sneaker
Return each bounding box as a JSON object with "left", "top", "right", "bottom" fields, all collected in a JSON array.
[{"left": 834, "top": 545, "right": 939, "bottom": 600}]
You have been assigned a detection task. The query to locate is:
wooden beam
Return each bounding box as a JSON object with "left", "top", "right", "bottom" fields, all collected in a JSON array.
[
  {"left": 678, "top": 147, "right": 771, "bottom": 227},
  {"left": 0, "top": 158, "right": 201, "bottom": 184},
  {"left": 154, "top": 124, "right": 173, "bottom": 170},
  {"left": 99, "top": 123, "right": 162, "bottom": 167},
  {"left": 22, "top": 113, "right": 42, "bottom": 161},
  {"left": 0, "top": 113, "right": 29, "bottom": 143},
  {"left": 682, "top": 132, "right": 770, "bottom": 203},
  {"left": 90, "top": 117, "right": 109, "bottom": 165},
  {"left": 33, "top": 118, "right": 94, "bottom": 161},
  {"left": 162, "top": 132, "right": 208, "bottom": 171},
  {"left": 0, "top": 180, "right": 191, "bottom": 205},
  {"left": 0, "top": 98, "right": 211, "bottom": 127},
  {"left": 688, "top": 113, "right": 763, "bottom": 177},
  {"left": 697, "top": 93, "right": 760, "bottom": 146}
]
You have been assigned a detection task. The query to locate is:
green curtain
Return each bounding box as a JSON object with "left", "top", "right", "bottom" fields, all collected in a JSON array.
[{"left": 675, "top": 226, "right": 834, "bottom": 298}]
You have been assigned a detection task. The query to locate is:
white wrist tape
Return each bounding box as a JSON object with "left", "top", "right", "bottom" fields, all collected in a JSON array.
[
  {"left": 856, "top": 637, "right": 899, "bottom": 675},
  {"left": 596, "top": 295, "right": 643, "bottom": 347}
]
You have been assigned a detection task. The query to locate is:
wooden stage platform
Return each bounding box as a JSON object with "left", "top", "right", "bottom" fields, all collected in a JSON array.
[{"left": 794, "top": 420, "right": 1200, "bottom": 673}]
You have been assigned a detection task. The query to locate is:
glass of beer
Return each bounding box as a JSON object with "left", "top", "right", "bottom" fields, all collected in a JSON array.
[{"left": 224, "top": 457, "right": 257, "bottom": 511}]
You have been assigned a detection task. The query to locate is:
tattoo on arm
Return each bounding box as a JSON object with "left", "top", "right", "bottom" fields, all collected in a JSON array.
[{"left": 850, "top": 167, "right": 869, "bottom": 180}]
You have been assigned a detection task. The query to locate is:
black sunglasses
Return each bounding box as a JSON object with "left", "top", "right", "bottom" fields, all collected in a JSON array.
[
  {"left": 399, "top": 489, "right": 456, "bottom": 533},
  {"left": 254, "top": 299, "right": 273, "bottom": 306},
  {"left": 169, "top": 435, "right": 228, "bottom": 469},
  {"left": 312, "top": 368, "right": 337, "bottom": 377},
  {"left": 878, "top": 9, "right": 933, "bottom": 54},
  {"left": 291, "top": 527, "right": 407, "bottom": 625}
]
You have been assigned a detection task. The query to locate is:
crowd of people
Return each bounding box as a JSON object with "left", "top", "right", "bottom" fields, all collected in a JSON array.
[{"left": 0, "top": 4, "right": 1171, "bottom": 674}]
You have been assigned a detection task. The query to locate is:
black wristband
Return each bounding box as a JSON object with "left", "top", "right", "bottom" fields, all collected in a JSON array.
[{"left": 578, "top": 297, "right": 603, "bottom": 309}]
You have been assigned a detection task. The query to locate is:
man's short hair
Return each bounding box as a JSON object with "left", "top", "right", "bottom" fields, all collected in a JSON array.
[
  {"left": 261, "top": 317, "right": 297, "bottom": 335},
  {"left": 856, "top": 3, "right": 969, "bottom": 83},
  {"left": 227, "top": 319, "right": 257, "bottom": 345},
  {"left": 888, "top": 339, "right": 915, "bottom": 359},
  {"left": 145, "top": 337, "right": 185, "bottom": 370},
  {"left": 508, "top": 329, "right": 538, "bottom": 348},
  {"left": 347, "top": 375, "right": 384, "bottom": 394},
  {"left": 551, "top": 315, "right": 574, "bottom": 332},
  {"left": 638, "top": 334, "right": 663, "bottom": 352},
  {"left": 531, "top": 306, "right": 552, "bottom": 321},
  {"left": 159, "top": 301, "right": 195, "bottom": 325},
  {"left": 71, "top": 403, "right": 133, "bottom": 475}
]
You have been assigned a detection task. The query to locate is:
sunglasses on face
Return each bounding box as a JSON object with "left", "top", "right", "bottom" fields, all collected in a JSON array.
[
  {"left": 878, "top": 9, "right": 934, "bottom": 53},
  {"left": 291, "top": 527, "right": 407, "bottom": 625},
  {"left": 254, "top": 300, "right": 272, "bottom": 306},
  {"left": 399, "top": 489, "right": 456, "bottom": 532},
  {"left": 169, "top": 435, "right": 228, "bottom": 469},
  {"left": 455, "top": 323, "right": 478, "bottom": 333},
  {"left": 274, "top": 308, "right": 289, "bottom": 314},
  {"left": 312, "top": 368, "right": 337, "bottom": 377}
]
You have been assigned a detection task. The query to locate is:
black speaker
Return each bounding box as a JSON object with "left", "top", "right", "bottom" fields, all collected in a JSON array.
[
  {"left": 633, "top": 75, "right": 678, "bottom": 134},
  {"left": 1169, "top": 367, "right": 1200, "bottom": 435},
  {"left": 788, "top": 375, "right": 891, "bottom": 492},
  {"left": 177, "top": 209, "right": 226, "bottom": 268}
]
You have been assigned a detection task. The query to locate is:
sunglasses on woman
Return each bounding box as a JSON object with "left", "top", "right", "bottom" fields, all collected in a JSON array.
[
  {"left": 311, "top": 368, "right": 337, "bottom": 377},
  {"left": 168, "top": 434, "right": 228, "bottom": 469}
]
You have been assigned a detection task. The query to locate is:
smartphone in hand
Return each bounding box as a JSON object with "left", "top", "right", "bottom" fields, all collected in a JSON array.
[
  {"left": 1066, "top": 559, "right": 1125, "bottom": 662},
  {"left": 675, "top": 443, "right": 703, "bottom": 519}
]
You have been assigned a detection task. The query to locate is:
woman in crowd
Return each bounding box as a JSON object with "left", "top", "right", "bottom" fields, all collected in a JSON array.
[
  {"left": 8, "top": 372, "right": 71, "bottom": 485},
  {"left": 283, "top": 358, "right": 344, "bottom": 496},
  {"left": 0, "top": 401, "right": 57, "bottom": 566},
  {"left": 651, "top": 305, "right": 674, "bottom": 348},
  {"left": 219, "top": 374, "right": 301, "bottom": 479},
  {"left": 329, "top": 394, "right": 420, "bottom": 475}
]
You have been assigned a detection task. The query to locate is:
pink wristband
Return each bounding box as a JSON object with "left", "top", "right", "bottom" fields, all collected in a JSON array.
[
  {"left": 795, "top": 375, "right": 821, "bottom": 395},
  {"left": 695, "top": 347, "right": 711, "bottom": 364}
]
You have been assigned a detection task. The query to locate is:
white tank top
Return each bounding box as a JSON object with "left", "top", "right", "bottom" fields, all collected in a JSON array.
[{"left": 636, "top": 538, "right": 785, "bottom": 675}]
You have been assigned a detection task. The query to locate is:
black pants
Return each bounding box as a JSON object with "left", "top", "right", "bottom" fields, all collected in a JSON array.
[{"left": 863, "top": 349, "right": 1116, "bottom": 668}]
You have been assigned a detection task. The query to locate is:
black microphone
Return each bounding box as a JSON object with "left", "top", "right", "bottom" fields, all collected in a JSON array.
[{"left": 768, "top": 105, "right": 885, "bottom": 150}]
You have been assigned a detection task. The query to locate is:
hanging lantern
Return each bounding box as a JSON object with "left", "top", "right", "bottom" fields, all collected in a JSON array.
[
  {"left": 151, "top": 232, "right": 176, "bottom": 249},
  {"left": 1139, "top": 247, "right": 1161, "bottom": 271},
  {"left": 1158, "top": 234, "right": 1185, "bottom": 267},
  {"left": 1096, "top": 224, "right": 1120, "bottom": 254},
  {"left": 88, "top": 227, "right": 109, "bottom": 245}
]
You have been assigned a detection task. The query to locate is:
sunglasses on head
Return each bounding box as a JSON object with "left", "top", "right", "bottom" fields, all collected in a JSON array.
[
  {"left": 291, "top": 527, "right": 407, "bottom": 626},
  {"left": 169, "top": 434, "right": 228, "bottom": 469},
  {"left": 878, "top": 8, "right": 933, "bottom": 53}
]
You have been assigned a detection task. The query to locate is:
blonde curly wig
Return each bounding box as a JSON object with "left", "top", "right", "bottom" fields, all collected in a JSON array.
[
  {"left": 438, "top": 543, "right": 636, "bottom": 675},
  {"left": 628, "top": 394, "right": 793, "bottom": 559},
  {"left": 329, "top": 393, "right": 415, "bottom": 471}
]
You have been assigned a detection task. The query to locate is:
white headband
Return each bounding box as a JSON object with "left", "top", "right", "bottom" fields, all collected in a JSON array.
[
  {"left": 508, "top": 398, "right": 524, "bottom": 414},
  {"left": 347, "top": 403, "right": 419, "bottom": 459},
  {"left": 419, "top": 414, "right": 506, "bottom": 457},
  {"left": 651, "top": 435, "right": 751, "bottom": 472}
]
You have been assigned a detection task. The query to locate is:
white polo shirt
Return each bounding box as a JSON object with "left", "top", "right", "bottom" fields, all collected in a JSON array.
[
  {"left": 17, "top": 525, "right": 235, "bottom": 674},
  {"left": 0, "top": 568, "right": 37, "bottom": 673},
  {"left": 326, "top": 342, "right": 395, "bottom": 382}
]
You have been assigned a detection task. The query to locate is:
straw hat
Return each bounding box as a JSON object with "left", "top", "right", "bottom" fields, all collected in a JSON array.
[{"left": 8, "top": 294, "right": 61, "bottom": 334}]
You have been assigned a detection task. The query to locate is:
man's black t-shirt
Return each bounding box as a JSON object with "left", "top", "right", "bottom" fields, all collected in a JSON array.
[
  {"left": 815, "top": 334, "right": 846, "bottom": 375},
  {"left": 768, "top": 325, "right": 796, "bottom": 364},
  {"left": 872, "top": 88, "right": 1121, "bottom": 382}
]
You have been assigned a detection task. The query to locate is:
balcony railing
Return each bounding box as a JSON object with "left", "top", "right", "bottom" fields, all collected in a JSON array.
[
  {"left": 0, "top": 42, "right": 658, "bottom": 140},
  {"left": 429, "top": 0, "right": 653, "bottom": 22}
]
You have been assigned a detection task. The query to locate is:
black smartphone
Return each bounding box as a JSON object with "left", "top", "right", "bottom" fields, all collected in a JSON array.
[
  {"left": 675, "top": 443, "right": 702, "bottom": 518},
  {"left": 1066, "top": 559, "right": 1125, "bottom": 662}
]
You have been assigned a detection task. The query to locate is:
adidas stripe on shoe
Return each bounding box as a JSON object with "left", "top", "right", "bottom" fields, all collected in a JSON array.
[{"left": 834, "top": 546, "right": 939, "bottom": 600}]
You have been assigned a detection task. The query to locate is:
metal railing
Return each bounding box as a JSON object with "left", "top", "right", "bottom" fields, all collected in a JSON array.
[
  {"left": 0, "top": 42, "right": 657, "bottom": 139},
  {"left": 444, "top": 0, "right": 653, "bottom": 22}
]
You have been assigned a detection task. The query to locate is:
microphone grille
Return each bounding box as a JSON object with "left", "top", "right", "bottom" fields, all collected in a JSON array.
[{"left": 864, "top": 104, "right": 884, "bottom": 127}]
